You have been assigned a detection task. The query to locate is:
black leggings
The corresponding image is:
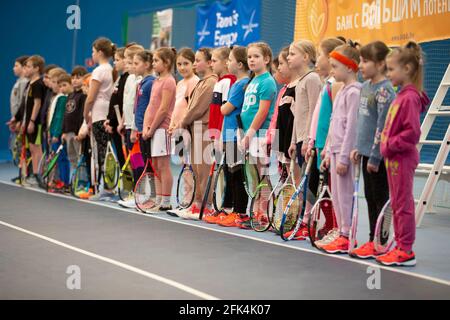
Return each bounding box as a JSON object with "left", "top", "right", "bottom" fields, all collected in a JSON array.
[
  {"left": 224, "top": 141, "right": 248, "bottom": 214},
  {"left": 92, "top": 121, "right": 109, "bottom": 183},
  {"left": 362, "top": 156, "right": 389, "bottom": 241}
]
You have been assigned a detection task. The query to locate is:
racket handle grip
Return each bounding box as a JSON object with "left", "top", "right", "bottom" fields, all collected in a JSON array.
[{"left": 305, "top": 150, "right": 315, "bottom": 174}]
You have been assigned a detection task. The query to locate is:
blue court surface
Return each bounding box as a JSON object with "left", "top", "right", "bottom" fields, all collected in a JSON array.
[{"left": 0, "top": 162, "right": 449, "bottom": 300}]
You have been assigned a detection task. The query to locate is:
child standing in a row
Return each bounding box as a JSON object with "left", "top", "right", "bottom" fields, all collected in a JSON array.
[{"left": 320, "top": 41, "right": 362, "bottom": 254}]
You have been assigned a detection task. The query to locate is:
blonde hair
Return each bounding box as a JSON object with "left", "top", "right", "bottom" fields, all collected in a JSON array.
[
  {"left": 212, "top": 46, "right": 231, "bottom": 61},
  {"left": 291, "top": 40, "right": 317, "bottom": 65},
  {"left": 125, "top": 44, "right": 145, "bottom": 59},
  {"left": 48, "top": 67, "right": 66, "bottom": 80},
  {"left": 333, "top": 39, "right": 361, "bottom": 66},
  {"left": 320, "top": 38, "right": 346, "bottom": 56},
  {"left": 388, "top": 41, "right": 424, "bottom": 91}
]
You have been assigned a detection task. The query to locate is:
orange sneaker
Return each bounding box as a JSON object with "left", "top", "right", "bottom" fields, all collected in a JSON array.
[
  {"left": 321, "top": 236, "right": 351, "bottom": 254},
  {"left": 350, "top": 242, "right": 380, "bottom": 259},
  {"left": 204, "top": 212, "right": 228, "bottom": 224},
  {"left": 282, "top": 223, "right": 309, "bottom": 241},
  {"left": 217, "top": 213, "right": 250, "bottom": 227},
  {"left": 376, "top": 247, "right": 416, "bottom": 267},
  {"left": 78, "top": 188, "right": 94, "bottom": 200}
]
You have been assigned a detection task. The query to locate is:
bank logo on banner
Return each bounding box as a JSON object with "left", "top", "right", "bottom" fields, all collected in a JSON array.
[
  {"left": 295, "top": 0, "right": 450, "bottom": 46},
  {"left": 196, "top": 0, "right": 261, "bottom": 49}
]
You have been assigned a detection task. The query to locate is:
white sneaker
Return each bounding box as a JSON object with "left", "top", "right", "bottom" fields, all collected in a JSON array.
[
  {"left": 315, "top": 229, "right": 340, "bottom": 248},
  {"left": 25, "top": 175, "right": 38, "bottom": 186},
  {"left": 117, "top": 195, "right": 136, "bottom": 209}
]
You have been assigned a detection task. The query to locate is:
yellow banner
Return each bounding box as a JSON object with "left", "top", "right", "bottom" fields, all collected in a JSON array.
[{"left": 294, "top": 0, "right": 450, "bottom": 46}]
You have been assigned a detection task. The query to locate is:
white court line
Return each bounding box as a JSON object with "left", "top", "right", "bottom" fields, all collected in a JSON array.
[
  {"left": 2, "top": 180, "right": 450, "bottom": 288},
  {"left": 0, "top": 219, "right": 219, "bottom": 300}
]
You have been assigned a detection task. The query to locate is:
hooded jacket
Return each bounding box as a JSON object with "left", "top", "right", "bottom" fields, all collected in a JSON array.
[{"left": 381, "top": 84, "right": 430, "bottom": 162}]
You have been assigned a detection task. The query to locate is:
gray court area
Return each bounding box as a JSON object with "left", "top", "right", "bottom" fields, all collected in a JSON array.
[{"left": 0, "top": 163, "right": 449, "bottom": 300}]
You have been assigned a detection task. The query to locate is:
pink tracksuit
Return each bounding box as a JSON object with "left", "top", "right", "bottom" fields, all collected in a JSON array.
[
  {"left": 327, "top": 81, "right": 362, "bottom": 237},
  {"left": 381, "top": 84, "right": 430, "bottom": 252}
]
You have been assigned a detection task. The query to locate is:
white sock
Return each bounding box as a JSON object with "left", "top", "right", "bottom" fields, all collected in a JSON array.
[{"left": 161, "top": 196, "right": 171, "bottom": 207}]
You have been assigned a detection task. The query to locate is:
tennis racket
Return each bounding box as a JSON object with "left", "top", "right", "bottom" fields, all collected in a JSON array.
[
  {"left": 374, "top": 200, "right": 394, "bottom": 254},
  {"left": 90, "top": 132, "right": 99, "bottom": 195},
  {"left": 280, "top": 150, "right": 315, "bottom": 241},
  {"left": 212, "top": 150, "right": 228, "bottom": 213},
  {"left": 348, "top": 161, "right": 361, "bottom": 254},
  {"left": 308, "top": 169, "right": 337, "bottom": 248},
  {"left": 249, "top": 164, "right": 273, "bottom": 232},
  {"left": 134, "top": 138, "right": 158, "bottom": 214},
  {"left": 103, "top": 138, "right": 120, "bottom": 191},
  {"left": 118, "top": 152, "right": 134, "bottom": 201},
  {"left": 272, "top": 159, "right": 296, "bottom": 234},
  {"left": 10, "top": 132, "right": 22, "bottom": 167},
  {"left": 176, "top": 139, "right": 196, "bottom": 210},
  {"left": 199, "top": 157, "right": 217, "bottom": 221},
  {"left": 266, "top": 163, "right": 288, "bottom": 231},
  {"left": 71, "top": 141, "right": 90, "bottom": 198},
  {"left": 37, "top": 150, "right": 49, "bottom": 189},
  {"left": 41, "top": 142, "right": 65, "bottom": 180}
]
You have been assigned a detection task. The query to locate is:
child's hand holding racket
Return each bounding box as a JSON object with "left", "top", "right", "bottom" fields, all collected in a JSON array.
[
  {"left": 336, "top": 162, "right": 348, "bottom": 176},
  {"left": 350, "top": 149, "right": 361, "bottom": 164},
  {"left": 320, "top": 156, "right": 330, "bottom": 171},
  {"left": 367, "top": 162, "right": 379, "bottom": 173},
  {"left": 288, "top": 143, "right": 296, "bottom": 159}
]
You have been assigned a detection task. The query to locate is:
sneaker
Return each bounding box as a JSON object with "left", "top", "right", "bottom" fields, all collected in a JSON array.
[
  {"left": 204, "top": 212, "right": 228, "bottom": 224},
  {"left": 78, "top": 188, "right": 95, "bottom": 200},
  {"left": 314, "top": 229, "right": 340, "bottom": 248},
  {"left": 217, "top": 213, "right": 240, "bottom": 227},
  {"left": 321, "top": 236, "right": 351, "bottom": 254},
  {"left": 137, "top": 199, "right": 158, "bottom": 213},
  {"left": 282, "top": 223, "right": 309, "bottom": 241},
  {"left": 376, "top": 247, "right": 416, "bottom": 267},
  {"left": 154, "top": 204, "right": 173, "bottom": 212},
  {"left": 187, "top": 206, "right": 214, "bottom": 221},
  {"left": 117, "top": 195, "right": 136, "bottom": 209},
  {"left": 238, "top": 218, "right": 253, "bottom": 230},
  {"left": 350, "top": 242, "right": 380, "bottom": 259},
  {"left": 166, "top": 207, "right": 183, "bottom": 218},
  {"left": 11, "top": 176, "right": 21, "bottom": 183},
  {"left": 25, "top": 175, "right": 38, "bottom": 186}
]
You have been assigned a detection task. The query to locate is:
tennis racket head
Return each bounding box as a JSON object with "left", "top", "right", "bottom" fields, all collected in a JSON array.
[
  {"left": 104, "top": 149, "right": 120, "bottom": 190},
  {"left": 71, "top": 161, "right": 90, "bottom": 197},
  {"left": 250, "top": 176, "right": 273, "bottom": 232},
  {"left": 134, "top": 161, "right": 157, "bottom": 213},
  {"left": 212, "top": 164, "right": 226, "bottom": 213},
  {"left": 374, "top": 200, "right": 394, "bottom": 254},
  {"left": 11, "top": 134, "right": 22, "bottom": 167},
  {"left": 308, "top": 197, "right": 335, "bottom": 247},
  {"left": 118, "top": 155, "right": 134, "bottom": 201},
  {"left": 275, "top": 184, "right": 300, "bottom": 236},
  {"left": 176, "top": 165, "right": 196, "bottom": 209},
  {"left": 242, "top": 155, "right": 259, "bottom": 198}
]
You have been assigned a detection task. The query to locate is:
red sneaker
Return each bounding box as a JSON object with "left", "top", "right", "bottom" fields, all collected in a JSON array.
[
  {"left": 217, "top": 213, "right": 240, "bottom": 227},
  {"left": 376, "top": 247, "right": 416, "bottom": 267},
  {"left": 321, "top": 236, "right": 351, "bottom": 254},
  {"left": 350, "top": 242, "right": 380, "bottom": 259},
  {"left": 282, "top": 223, "right": 309, "bottom": 241}
]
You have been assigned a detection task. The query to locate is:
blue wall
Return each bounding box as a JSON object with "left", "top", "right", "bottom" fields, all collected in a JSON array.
[{"left": 1, "top": 0, "right": 448, "bottom": 164}]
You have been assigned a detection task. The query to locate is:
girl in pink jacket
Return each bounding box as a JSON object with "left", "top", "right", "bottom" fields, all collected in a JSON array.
[{"left": 377, "top": 42, "right": 430, "bottom": 267}]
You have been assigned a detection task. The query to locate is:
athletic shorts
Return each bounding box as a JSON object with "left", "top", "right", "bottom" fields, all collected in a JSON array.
[{"left": 151, "top": 128, "right": 171, "bottom": 157}]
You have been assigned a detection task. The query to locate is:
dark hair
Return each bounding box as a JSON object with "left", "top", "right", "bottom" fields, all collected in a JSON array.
[
  {"left": 278, "top": 46, "right": 290, "bottom": 63},
  {"left": 26, "top": 55, "right": 46, "bottom": 75},
  {"left": 15, "top": 55, "right": 30, "bottom": 66},
  {"left": 336, "top": 36, "right": 347, "bottom": 43},
  {"left": 197, "top": 47, "right": 213, "bottom": 61},
  {"left": 71, "top": 66, "right": 88, "bottom": 77},
  {"left": 388, "top": 41, "right": 424, "bottom": 91},
  {"left": 135, "top": 50, "right": 154, "bottom": 72},
  {"left": 93, "top": 37, "right": 116, "bottom": 58},
  {"left": 177, "top": 47, "right": 195, "bottom": 63},
  {"left": 273, "top": 56, "right": 280, "bottom": 69},
  {"left": 231, "top": 46, "right": 249, "bottom": 71},
  {"left": 156, "top": 47, "right": 177, "bottom": 72},
  {"left": 360, "top": 41, "right": 390, "bottom": 72},
  {"left": 57, "top": 73, "right": 72, "bottom": 85}
]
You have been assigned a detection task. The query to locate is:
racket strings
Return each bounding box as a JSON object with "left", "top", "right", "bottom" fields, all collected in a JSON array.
[
  {"left": 104, "top": 153, "right": 119, "bottom": 189},
  {"left": 276, "top": 186, "right": 299, "bottom": 232},
  {"left": 251, "top": 182, "right": 272, "bottom": 231},
  {"left": 135, "top": 174, "right": 157, "bottom": 209},
  {"left": 179, "top": 169, "right": 195, "bottom": 208}
]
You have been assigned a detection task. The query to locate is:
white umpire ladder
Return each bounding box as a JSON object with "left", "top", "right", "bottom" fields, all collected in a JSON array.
[{"left": 416, "top": 63, "right": 450, "bottom": 227}]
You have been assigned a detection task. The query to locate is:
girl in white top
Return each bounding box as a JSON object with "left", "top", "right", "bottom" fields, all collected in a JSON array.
[
  {"left": 83, "top": 37, "right": 115, "bottom": 195},
  {"left": 118, "top": 44, "right": 144, "bottom": 150}
]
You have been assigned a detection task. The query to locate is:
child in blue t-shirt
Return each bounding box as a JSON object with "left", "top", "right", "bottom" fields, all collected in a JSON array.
[{"left": 207, "top": 46, "right": 250, "bottom": 226}]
